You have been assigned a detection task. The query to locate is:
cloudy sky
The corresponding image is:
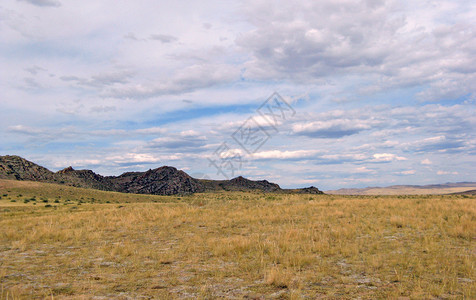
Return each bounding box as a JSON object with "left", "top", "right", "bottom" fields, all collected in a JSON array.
[{"left": 1, "top": 0, "right": 475, "bottom": 190}]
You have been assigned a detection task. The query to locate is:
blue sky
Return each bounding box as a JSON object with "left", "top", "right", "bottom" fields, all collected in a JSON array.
[{"left": 1, "top": 0, "right": 475, "bottom": 190}]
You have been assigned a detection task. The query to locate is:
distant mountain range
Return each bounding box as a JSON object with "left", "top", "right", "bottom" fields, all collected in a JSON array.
[
  {"left": 0, "top": 155, "right": 323, "bottom": 196},
  {"left": 326, "top": 182, "right": 476, "bottom": 195}
]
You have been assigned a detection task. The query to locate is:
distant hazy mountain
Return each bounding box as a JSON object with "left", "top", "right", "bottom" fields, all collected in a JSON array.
[
  {"left": 326, "top": 182, "right": 476, "bottom": 195},
  {"left": 0, "top": 155, "right": 323, "bottom": 196}
]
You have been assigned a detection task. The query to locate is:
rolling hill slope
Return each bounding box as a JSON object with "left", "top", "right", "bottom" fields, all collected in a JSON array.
[{"left": 326, "top": 182, "right": 476, "bottom": 195}]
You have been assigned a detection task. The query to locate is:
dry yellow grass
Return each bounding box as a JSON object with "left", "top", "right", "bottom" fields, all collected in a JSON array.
[
  {"left": 327, "top": 186, "right": 476, "bottom": 195},
  {"left": 0, "top": 180, "right": 475, "bottom": 299}
]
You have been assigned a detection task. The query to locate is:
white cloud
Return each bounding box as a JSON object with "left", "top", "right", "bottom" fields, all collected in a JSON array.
[
  {"left": 353, "top": 167, "right": 376, "bottom": 174},
  {"left": 237, "top": 0, "right": 476, "bottom": 100},
  {"left": 104, "top": 64, "right": 241, "bottom": 99},
  {"left": 1, "top": 0, "right": 475, "bottom": 189},
  {"left": 407, "top": 135, "right": 466, "bottom": 153},
  {"left": 421, "top": 158, "right": 432, "bottom": 165},
  {"left": 106, "top": 153, "right": 163, "bottom": 164},
  {"left": 292, "top": 119, "right": 377, "bottom": 138},
  {"left": 319, "top": 154, "right": 367, "bottom": 163},
  {"left": 253, "top": 149, "right": 320, "bottom": 160},
  {"left": 7, "top": 124, "right": 168, "bottom": 141},
  {"left": 398, "top": 170, "right": 416, "bottom": 175},
  {"left": 437, "top": 170, "right": 459, "bottom": 175},
  {"left": 372, "top": 153, "right": 407, "bottom": 162},
  {"left": 147, "top": 131, "right": 208, "bottom": 151}
]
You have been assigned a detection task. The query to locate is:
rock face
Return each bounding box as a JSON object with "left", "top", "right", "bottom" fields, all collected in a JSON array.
[
  {"left": 197, "top": 176, "right": 282, "bottom": 192},
  {"left": 0, "top": 155, "right": 324, "bottom": 195},
  {"left": 228, "top": 176, "right": 281, "bottom": 192},
  {"left": 292, "top": 186, "right": 324, "bottom": 194},
  {"left": 56, "top": 167, "right": 115, "bottom": 191},
  {"left": 200, "top": 176, "right": 281, "bottom": 192},
  {"left": 0, "top": 155, "right": 55, "bottom": 181},
  {"left": 110, "top": 167, "right": 205, "bottom": 195}
]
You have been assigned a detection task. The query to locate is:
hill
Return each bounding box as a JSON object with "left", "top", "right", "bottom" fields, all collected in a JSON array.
[
  {"left": 0, "top": 155, "right": 322, "bottom": 196},
  {"left": 109, "top": 167, "right": 205, "bottom": 195},
  {"left": 327, "top": 182, "right": 476, "bottom": 195},
  {"left": 0, "top": 154, "right": 56, "bottom": 181},
  {"left": 199, "top": 176, "right": 281, "bottom": 192},
  {"left": 450, "top": 189, "right": 476, "bottom": 195}
]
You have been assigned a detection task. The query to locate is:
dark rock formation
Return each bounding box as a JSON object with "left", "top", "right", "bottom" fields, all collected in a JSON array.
[
  {"left": 110, "top": 166, "right": 205, "bottom": 195},
  {"left": 197, "top": 176, "right": 281, "bottom": 192},
  {"left": 291, "top": 186, "right": 324, "bottom": 194},
  {"left": 0, "top": 155, "right": 55, "bottom": 181},
  {"left": 0, "top": 155, "right": 324, "bottom": 195},
  {"left": 56, "top": 167, "right": 115, "bottom": 191},
  {"left": 223, "top": 176, "right": 279, "bottom": 192}
]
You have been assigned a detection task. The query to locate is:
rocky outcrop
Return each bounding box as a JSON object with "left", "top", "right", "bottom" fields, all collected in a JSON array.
[
  {"left": 0, "top": 155, "right": 55, "bottom": 181},
  {"left": 198, "top": 176, "right": 281, "bottom": 192},
  {"left": 206, "top": 176, "right": 281, "bottom": 192},
  {"left": 0, "top": 155, "right": 324, "bottom": 195},
  {"left": 0, "top": 156, "right": 208, "bottom": 195},
  {"left": 110, "top": 166, "right": 205, "bottom": 195},
  {"left": 56, "top": 167, "right": 115, "bottom": 191},
  {"left": 290, "top": 186, "right": 324, "bottom": 194},
  {"left": 57, "top": 166, "right": 75, "bottom": 174}
]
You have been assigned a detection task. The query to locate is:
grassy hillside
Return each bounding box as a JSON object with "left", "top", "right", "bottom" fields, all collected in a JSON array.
[
  {"left": 0, "top": 180, "right": 475, "bottom": 299},
  {"left": 0, "top": 179, "right": 175, "bottom": 206}
]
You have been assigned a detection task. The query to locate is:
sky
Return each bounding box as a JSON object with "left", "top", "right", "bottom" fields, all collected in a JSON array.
[{"left": 1, "top": 0, "right": 475, "bottom": 190}]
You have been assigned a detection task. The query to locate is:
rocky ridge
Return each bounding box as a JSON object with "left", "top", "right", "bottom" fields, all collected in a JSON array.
[{"left": 0, "top": 155, "right": 323, "bottom": 195}]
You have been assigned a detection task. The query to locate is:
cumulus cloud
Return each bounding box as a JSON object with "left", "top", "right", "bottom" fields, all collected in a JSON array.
[
  {"left": 409, "top": 136, "right": 466, "bottom": 153},
  {"left": 105, "top": 64, "right": 240, "bottom": 99},
  {"left": 396, "top": 170, "right": 416, "bottom": 175},
  {"left": 437, "top": 170, "right": 459, "bottom": 175},
  {"left": 353, "top": 167, "right": 376, "bottom": 174},
  {"left": 253, "top": 149, "right": 320, "bottom": 160},
  {"left": 8, "top": 124, "right": 44, "bottom": 136},
  {"left": 147, "top": 131, "right": 208, "bottom": 151},
  {"left": 7, "top": 125, "right": 167, "bottom": 141},
  {"left": 317, "top": 154, "right": 367, "bottom": 164},
  {"left": 372, "top": 153, "right": 407, "bottom": 162},
  {"left": 60, "top": 71, "right": 132, "bottom": 88},
  {"left": 238, "top": 0, "right": 400, "bottom": 79},
  {"left": 1, "top": 0, "right": 475, "bottom": 189},
  {"left": 237, "top": 0, "right": 476, "bottom": 101},
  {"left": 105, "top": 153, "right": 163, "bottom": 165},
  {"left": 292, "top": 119, "right": 377, "bottom": 138},
  {"left": 421, "top": 158, "right": 432, "bottom": 165}
]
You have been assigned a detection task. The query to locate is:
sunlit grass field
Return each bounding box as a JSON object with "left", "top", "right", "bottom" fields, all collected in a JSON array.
[{"left": 0, "top": 179, "right": 474, "bottom": 299}]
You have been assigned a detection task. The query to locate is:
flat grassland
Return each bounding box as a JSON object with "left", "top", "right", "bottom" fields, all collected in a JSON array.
[{"left": 0, "top": 179, "right": 474, "bottom": 299}]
